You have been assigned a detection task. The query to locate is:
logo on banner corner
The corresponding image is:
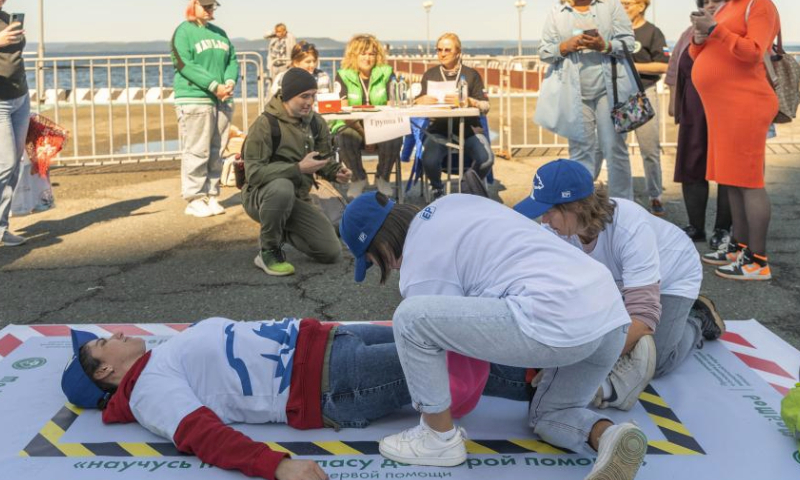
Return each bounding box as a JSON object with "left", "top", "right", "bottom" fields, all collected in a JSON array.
[
  {"left": 12, "top": 358, "right": 47, "bottom": 370},
  {"left": 794, "top": 450, "right": 800, "bottom": 465}
]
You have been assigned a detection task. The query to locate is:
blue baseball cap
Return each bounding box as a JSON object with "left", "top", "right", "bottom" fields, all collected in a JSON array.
[
  {"left": 61, "top": 329, "right": 110, "bottom": 409},
  {"left": 340, "top": 192, "right": 395, "bottom": 282},
  {"left": 513, "top": 159, "right": 594, "bottom": 219}
]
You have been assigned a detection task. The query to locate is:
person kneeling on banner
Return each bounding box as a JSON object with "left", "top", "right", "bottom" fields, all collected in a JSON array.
[
  {"left": 514, "top": 159, "right": 726, "bottom": 411},
  {"left": 61, "top": 319, "right": 532, "bottom": 480},
  {"left": 241, "top": 68, "right": 352, "bottom": 277},
  {"left": 339, "top": 191, "right": 648, "bottom": 480}
]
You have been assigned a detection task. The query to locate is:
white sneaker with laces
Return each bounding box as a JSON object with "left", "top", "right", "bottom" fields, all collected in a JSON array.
[
  {"left": 347, "top": 179, "right": 368, "bottom": 199},
  {"left": 206, "top": 196, "right": 225, "bottom": 215},
  {"left": 379, "top": 421, "right": 467, "bottom": 467},
  {"left": 585, "top": 422, "right": 647, "bottom": 480},
  {"left": 0, "top": 231, "right": 27, "bottom": 247},
  {"left": 184, "top": 198, "right": 213, "bottom": 218},
  {"left": 594, "top": 335, "right": 656, "bottom": 411}
]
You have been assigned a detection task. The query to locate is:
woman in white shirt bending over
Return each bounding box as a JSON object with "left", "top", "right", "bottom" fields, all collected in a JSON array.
[{"left": 514, "top": 159, "right": 725, "bottom": 412}]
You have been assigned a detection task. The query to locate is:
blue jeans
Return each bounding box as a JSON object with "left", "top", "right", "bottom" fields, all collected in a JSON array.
[
  {"left": 421, "top": 133, "right": 493, "bottom": 189},
  {"left": 321, "top": 324, "right": 531, "bottom": 428},
  {"left": 568, "top": 93, "right": 633, "bottom": 200},
  {"left": 392, "top": 296, "right": 626, "bottom": 455},
  {"left": 0, "top": 93, "right": 31, "bottom": 236}
]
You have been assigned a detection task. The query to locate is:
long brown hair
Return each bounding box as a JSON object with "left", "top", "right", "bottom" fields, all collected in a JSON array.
[
  {"left": 366, "top": 193, "right": 420, "bottom": 284},
  {"left": 552, "top": 183, "right": 616, "bottom": 243}
]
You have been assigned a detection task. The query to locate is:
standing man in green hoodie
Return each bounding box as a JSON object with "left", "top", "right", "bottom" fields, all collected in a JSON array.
[
  {"left": 170, "top": 0, "right": 238, "bottom": 218},
  {"left": 242, "top": 68, "right": 352, "bottom": 276}
]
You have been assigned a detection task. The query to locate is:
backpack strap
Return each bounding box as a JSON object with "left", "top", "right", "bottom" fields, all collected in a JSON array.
[{"left": 264, "top": 112, "right": 282, "bottom": 152}]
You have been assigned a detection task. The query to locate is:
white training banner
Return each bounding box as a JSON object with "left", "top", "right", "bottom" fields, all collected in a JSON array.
[
  {"left": 363, "top": 113, "right": 411, "bottom": 145},
  {"left": 0, "top": 320, "right": 798, "bottom": 480}
]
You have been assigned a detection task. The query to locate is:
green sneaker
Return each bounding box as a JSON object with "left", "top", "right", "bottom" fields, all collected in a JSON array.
[{"left": 254, "top": 249, "right": 295, "bottom": 276}]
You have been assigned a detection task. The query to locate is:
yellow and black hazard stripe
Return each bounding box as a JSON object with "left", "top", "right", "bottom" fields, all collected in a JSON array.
[
  {"left": 639, "top": 385, "right": 705, "bottom": 456},
  {"left": 23, "top": 388, "right": 704, "bottom": 458}
]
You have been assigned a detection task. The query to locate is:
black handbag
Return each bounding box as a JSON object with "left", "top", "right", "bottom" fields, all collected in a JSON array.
[{"left": 610, "top": 43, "right": 656, "bottom": 134}]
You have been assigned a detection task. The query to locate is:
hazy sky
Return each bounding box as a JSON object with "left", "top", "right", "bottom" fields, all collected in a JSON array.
[{"left": 6, "top": 0, "right": 800, "bottom": 45}]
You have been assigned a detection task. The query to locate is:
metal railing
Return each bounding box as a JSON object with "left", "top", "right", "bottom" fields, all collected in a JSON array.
[
  {"left": 24, "top": 52, "right": 264, "bottom": 166},
  {"left": 24, "top": 51, "right": 800, "bottom": 166}
]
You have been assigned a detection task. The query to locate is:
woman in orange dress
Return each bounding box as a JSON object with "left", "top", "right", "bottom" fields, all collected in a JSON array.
[{"left": 689, "top": 0, "right": 779, "bottom": 281}]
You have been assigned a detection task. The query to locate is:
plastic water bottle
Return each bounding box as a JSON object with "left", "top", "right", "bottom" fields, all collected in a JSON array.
[
  {"left": 316, "top": 74, "right": 331, "bottom": 94},
  {"left": 457, "top": 75, "right": 469, "bottom": 108},
  {"left": 388, "top": 74, "right": 398, "bottom": 107},
  {"left": 397, "top": 75, "right": 409, "bottom": 108}
]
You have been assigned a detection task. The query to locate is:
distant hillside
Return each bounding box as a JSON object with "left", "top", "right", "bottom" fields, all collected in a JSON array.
[{"left": 27, "top": 37, "right": 346, "bottom": 54}]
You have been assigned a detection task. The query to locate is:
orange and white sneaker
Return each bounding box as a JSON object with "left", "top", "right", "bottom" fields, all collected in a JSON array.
[
  {"left": 716, "top": 250, "right": 772, "bottom": 281},
  {"left": 702, "top": 242, "right": 743, "bottom": 266}
]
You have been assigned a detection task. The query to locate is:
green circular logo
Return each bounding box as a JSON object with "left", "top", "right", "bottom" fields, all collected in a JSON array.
[
  {"left": 794, "top": 450, "right": 800, "bottom": 465},
  {"left": 12, "top": 357, "right": 47, "bottom": 370}
]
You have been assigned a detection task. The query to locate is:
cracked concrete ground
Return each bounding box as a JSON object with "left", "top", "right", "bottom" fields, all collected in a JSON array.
[{"left": 1, "top": 152, "right": 798, "bottom": 351}]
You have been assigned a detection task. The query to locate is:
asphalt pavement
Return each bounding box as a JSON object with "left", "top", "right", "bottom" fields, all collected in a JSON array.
[{"left": 1, "top": 151, "right": 798, "bottom": 350}]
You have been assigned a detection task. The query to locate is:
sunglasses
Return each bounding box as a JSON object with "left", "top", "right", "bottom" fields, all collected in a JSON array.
[{"left": 437, "top": 48, "right": 454, "bottom": 54}]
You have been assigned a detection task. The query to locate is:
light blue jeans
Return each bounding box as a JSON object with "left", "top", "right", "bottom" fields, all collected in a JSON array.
[
  {"left": 569, "top": 93, "right": 633, "bottom": 200},
  {"left": 175, "top": 102, "right": 232, "bottom": 201},
  {"left": 321, "top": 324, "right": 532, "bottom": 428},
  {"left": 653, "top": 294, "right": 702, "bottom": 378},
  {"left": 0, "top": 93, "right": 31, "bottom": 237},
  {"left": 632, "top": 87, "right": 663, "bottom": 200},
  {"left": 392, "top": 296, "right": 627, "bottom": 455}
]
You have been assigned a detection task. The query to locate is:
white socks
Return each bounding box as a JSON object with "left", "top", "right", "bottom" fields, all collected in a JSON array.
[
  {"left": 601, "top": 378, "right": 614, "bottom": 400},
  {"left": 421, "top": 417, "right": 458, "bottom": 441}
]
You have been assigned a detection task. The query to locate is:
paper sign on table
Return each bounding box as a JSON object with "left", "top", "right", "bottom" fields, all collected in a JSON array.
[
  {"left": 426, "top": 80, "right": 457, "bottom": 103},
  {"left": 363, "top": 113, "right": 411, "bottom": 144}
]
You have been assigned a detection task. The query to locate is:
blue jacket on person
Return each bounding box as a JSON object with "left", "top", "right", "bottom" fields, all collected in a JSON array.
[{"left": 535, "top": 0, "right": 636, "bottom": 140}]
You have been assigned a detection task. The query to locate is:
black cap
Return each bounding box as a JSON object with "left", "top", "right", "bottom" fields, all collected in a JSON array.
[{"left": 281, "top": 68, "right": 318, "bottom": 101}]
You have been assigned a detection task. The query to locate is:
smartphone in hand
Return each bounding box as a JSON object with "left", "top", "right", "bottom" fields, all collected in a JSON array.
[
  {"left": 583, "top": 29, "right": 599, "bottom": 37},
  {"left": 10, "top": 13, "right": 25, "bottom": 29},
  {"left": 313, "top": 152, "right": 334, "bottom": 161},
  {"left": 691, "top": 11, "right": 705, "bottom": 17}
]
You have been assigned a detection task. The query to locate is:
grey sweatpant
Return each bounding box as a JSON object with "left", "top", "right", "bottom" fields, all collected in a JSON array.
[
  {"left": 653, "top": 294, "right": 702, "bottom": 378},
  {"left": 176, "top": 102, "right": 232, "bottom": 201},
  {"left": 392, "top": 295, "right": 627, "bottom": 456}
]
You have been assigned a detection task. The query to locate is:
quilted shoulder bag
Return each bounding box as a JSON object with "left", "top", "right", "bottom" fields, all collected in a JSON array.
[{"left": 610, "top": 43, "right": 656, "bottom": 134}]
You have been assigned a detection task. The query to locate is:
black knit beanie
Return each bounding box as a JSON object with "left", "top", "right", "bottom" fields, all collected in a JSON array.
[{"left": 281, "top": 68, "right": 318, "bottom": 101}]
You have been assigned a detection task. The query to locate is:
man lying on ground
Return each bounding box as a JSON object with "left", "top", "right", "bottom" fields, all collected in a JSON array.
[{"left": 62, "top": 318, "right": 532, "bottom": 480}]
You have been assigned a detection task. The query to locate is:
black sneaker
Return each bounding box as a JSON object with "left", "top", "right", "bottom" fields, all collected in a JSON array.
[
  {"left": 682, "top": 225, "right": 706, "bottom": 242},
  {"left": 708, "top": 228, "right": 731, "bottom": 251},
  {"left": 692, "top": 295, "right": 726, "bottom": 340}
]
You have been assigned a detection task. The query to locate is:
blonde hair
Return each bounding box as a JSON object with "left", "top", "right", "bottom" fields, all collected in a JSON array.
[
  {"left": 552, "top": 183, "right": 617, "bottom": 242},
  {"left": 437, "top": 32, "right": 462, "bottom": 54},
  {"left": 341, "top": 34, "right": 387, "bottom": 71}
]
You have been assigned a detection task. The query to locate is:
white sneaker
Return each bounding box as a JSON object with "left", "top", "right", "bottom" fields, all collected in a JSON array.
[
  {"left": 184, "top": 198, "right": 213, "bottom": 218},
  {"left": 379, "top": 421, "right": 467, "bottom": 467},
  {"left": 0, "top": 231, "right": 27, "bottom": 247},
  {"left": 347, "top": 179, "right": 368, "bottom": 199},
  {"left": 585, "top": 423, "right": 647, "bottom": 480},
  {"left": 594, "top": 336, "right": 656, "bottom": 411},
  {"left": 376, "top": 177, "right": 394, "bottom": 197},
  {"left": 206, "top": 196, "right": 225, "bottom": 215}
]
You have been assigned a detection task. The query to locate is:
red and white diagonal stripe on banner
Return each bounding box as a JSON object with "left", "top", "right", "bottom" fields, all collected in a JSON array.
[
  {"left": 0, "top": 324, "right": 188, "bottom": 360},
  {"left": 723, "top": 320, "right": 800, "bottom": 396}
]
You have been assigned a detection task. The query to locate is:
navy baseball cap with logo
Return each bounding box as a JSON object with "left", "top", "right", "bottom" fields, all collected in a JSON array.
[
  {"left": 61, "top": 329, "right": 110, "bottom": 408},
  {"left": 340, "top": 192, "right": 395, "bottom": 282},
  {"left": 513, "top": 159, "right": 594, "bottom": 219}
]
